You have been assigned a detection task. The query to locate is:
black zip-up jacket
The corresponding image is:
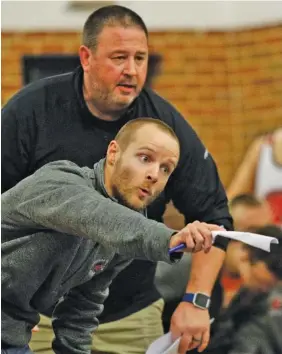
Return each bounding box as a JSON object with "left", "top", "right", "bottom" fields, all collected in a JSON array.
[{"left": 1, "top": 66, "right": 233, "bottom": 322}]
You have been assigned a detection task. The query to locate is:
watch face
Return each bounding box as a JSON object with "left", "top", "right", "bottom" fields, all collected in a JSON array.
[{"left": 195, "top": 293, "right": 210, "bottom": 308}]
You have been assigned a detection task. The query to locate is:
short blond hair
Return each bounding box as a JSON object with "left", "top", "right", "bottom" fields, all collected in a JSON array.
[{"left": 115, "top": 118, "right": 179, "bottom": 151}]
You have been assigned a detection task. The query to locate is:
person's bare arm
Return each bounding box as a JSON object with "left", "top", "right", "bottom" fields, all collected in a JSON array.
[
  {"left": 170, "top": 247, "right": 225, "bottom": 353},
  {"left": 227, "top": 136, "right": 264, "bottom": 200}
]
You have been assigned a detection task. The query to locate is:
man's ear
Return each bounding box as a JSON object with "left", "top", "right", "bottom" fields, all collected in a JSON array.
[
  {"left": 106, "top": 140, "right": 120, "bottom": 165},
  {"left": 79, "top": 45, "right": 92, "bottom": 73}
]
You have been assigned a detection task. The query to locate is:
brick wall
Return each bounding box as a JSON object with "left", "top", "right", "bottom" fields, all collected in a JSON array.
[{"left": 2, "top": 26, "right": 282, "bottom": 191}]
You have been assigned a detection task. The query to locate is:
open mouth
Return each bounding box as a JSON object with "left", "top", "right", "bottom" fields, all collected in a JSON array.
[
  {"left": 139, "top": 187, "right": 151, "bottom": 196},
  {"left": 117, "top": 84, "right": 136, "bottom": 91}
]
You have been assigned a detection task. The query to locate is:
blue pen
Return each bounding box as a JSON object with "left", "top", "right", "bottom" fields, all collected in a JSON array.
[
  {"left": 168, "top": 243, "right": 186, "bottom": 254},
  {"left": 168, "top": 225, "right": 225, "bottom": 254}
]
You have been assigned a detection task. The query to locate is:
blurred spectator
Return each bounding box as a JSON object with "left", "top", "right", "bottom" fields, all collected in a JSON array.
[
  {"left": 229, "top": 193, "right": 275, "bottom": 231},
  {"left": 227, "top": 128, "right": 282, "bottom": 223},
  {"left": 205, "top": 225, "right": 282, "bottom": 354},
  {"left": 221, "top": 193, "right": 275, "bottom": 306}
]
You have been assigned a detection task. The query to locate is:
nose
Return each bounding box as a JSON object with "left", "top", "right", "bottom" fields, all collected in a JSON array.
[
  {"left": 146, "top": 164, "right": 159, "bottom": 183},
  {"left": 123, "top": 58, "right": 137, "bottom": 76}
]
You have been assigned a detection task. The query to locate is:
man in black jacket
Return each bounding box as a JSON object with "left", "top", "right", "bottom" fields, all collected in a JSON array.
[{"left": 1, "top": 5, "right": 232, "bottom": 354}]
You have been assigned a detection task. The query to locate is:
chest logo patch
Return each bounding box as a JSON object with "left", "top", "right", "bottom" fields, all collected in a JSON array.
[{"left": 93, "top": 260, "right": 107, "bottom": 273}]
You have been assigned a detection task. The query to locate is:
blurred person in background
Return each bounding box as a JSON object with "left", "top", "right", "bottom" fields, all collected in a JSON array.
[
  {"left": 1, "top": 5, "right": 232, "bottom": 354},
  {"left": 229, "top": 193, "right": 275, "bottom": 231},
  {"left": 228, "top": 128, "right": 282, "bottom": 223},
  {"left": 221, "top": 193, "right": 276, "bottom": 307},
  {"left": 205, "top": 225, "right": 282, "bottom": 354}
]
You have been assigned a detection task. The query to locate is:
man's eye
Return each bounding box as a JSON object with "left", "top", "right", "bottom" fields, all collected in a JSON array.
[
  {"left": 136, "top": 56, "right": 145, "bottom": 61},
  {"left": 161, "top": 166, "right": 171, "bottom": 174},
  {"left": 113, "top": 56, "right": 125, "bottom": 61},
  {"left": 140, "top": 155, "right": 150, "bottom": 162}
]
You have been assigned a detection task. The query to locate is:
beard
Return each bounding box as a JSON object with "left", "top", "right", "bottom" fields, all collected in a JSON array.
[
  {"left": 112, "top": 182, "right": 160, "bottom": 212},
  {"left": 110, "top": 158, "right": 160, "bottom": 212},
  {"left": 111, "top": 160, "right": 141, "bottom": 211},
  {"left": 91, "top": 80, "right": 136, "bottom": 114},
  {"left": 112, "top": 184, "right": 143, "bottom": 212}
]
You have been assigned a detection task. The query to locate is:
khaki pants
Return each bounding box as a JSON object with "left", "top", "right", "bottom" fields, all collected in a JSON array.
[{"left": 30, "top": 299, "right": 164, "bottom": 354}]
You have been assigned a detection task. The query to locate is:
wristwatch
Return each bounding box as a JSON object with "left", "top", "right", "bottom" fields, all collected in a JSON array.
[{"left": 182, "top": 292, "right": 211, "bottom": 310}]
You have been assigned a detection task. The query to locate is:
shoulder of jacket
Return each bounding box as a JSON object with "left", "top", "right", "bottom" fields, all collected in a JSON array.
[
  {"left": 137, "top": 88, "right": 186, "bottom": 130},
  {"left": 4, "top": 72, "right": 73, "bottom": 109},
  {"left": 139, "top": 88, "right": 176, "bottom": 110},
  {"left": 37, "top": 160, "right": 87, "bottom": 176}
]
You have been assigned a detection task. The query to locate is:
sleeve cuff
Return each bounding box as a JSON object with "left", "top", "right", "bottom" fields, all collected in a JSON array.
[{"left": 169, "top": 251, "right": 183, "bottom": 263}]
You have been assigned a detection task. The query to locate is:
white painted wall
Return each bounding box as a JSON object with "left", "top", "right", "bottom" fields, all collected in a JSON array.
[{"left": 1, "top": 0, "right": 282, "bottom": 31}]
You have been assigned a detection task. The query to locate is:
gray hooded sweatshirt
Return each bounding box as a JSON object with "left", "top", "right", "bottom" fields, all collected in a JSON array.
[{"left": 1, "top": 159, "right": 179, "bottom": 354}]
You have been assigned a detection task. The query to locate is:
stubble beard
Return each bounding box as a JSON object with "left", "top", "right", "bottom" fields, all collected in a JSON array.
[
  {"left": 92, "top": 81, "right": 135, "bottom": 115},
  {"left": 111, "top": 162, "right": 158, "bottom": 212},
  {"left": 112, "top": 184, "right": 143, "bottom": 212},
  {"left": 112, "top": 182, "right": 160, "bottom": 212}
]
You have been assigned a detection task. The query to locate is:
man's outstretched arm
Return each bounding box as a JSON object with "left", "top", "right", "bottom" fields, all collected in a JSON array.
[{"left": 3, "top": 161, "right": 176, "bottom": 264}]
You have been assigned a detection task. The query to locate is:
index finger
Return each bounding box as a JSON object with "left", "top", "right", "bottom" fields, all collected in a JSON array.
[
  {"left": 198, "top": 329, "right": 210, "bottom": 352},
  {"left": 206, "top": 223, "right": 226, "bottom": 231}
]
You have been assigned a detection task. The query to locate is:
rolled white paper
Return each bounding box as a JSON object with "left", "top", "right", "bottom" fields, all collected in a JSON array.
[{"left": 211, "top": 230, "right": 279, "bottom": 252}]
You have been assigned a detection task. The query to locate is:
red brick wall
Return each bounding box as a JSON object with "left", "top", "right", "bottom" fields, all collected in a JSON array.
[{"left": 2, "top": 26, "right": 282, "bottom": 190}]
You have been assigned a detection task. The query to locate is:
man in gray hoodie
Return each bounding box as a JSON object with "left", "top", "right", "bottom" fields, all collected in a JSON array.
[{"left": 2, "top": 118, "right": 222, "bottom": 354}]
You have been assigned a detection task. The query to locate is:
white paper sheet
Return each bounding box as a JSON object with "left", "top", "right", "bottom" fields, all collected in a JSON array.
[
  {"left": 146, "top": 319, "right": 215, "bottom": 354},
  {"left": 163, "top": 338, "right": 181, "bottom": 354},
  {"left": 211, "top": 230, "right": 278, "bottom": 252},
  {"left": 145, "top": 332, "right": 180, "bottom": 354}
]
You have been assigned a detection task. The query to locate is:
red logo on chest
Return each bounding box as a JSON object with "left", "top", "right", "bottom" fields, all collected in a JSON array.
[{"left": 93, "top": 260, "right": 106, "bottom": 273}]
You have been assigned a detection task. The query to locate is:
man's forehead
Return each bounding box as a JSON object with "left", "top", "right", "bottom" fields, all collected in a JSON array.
[
  {"left": 98, "top": 25, "right": 148, "bottom": 47},
  {"left": 132, "top": 142, "right": 179, "bottom": 161}
]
